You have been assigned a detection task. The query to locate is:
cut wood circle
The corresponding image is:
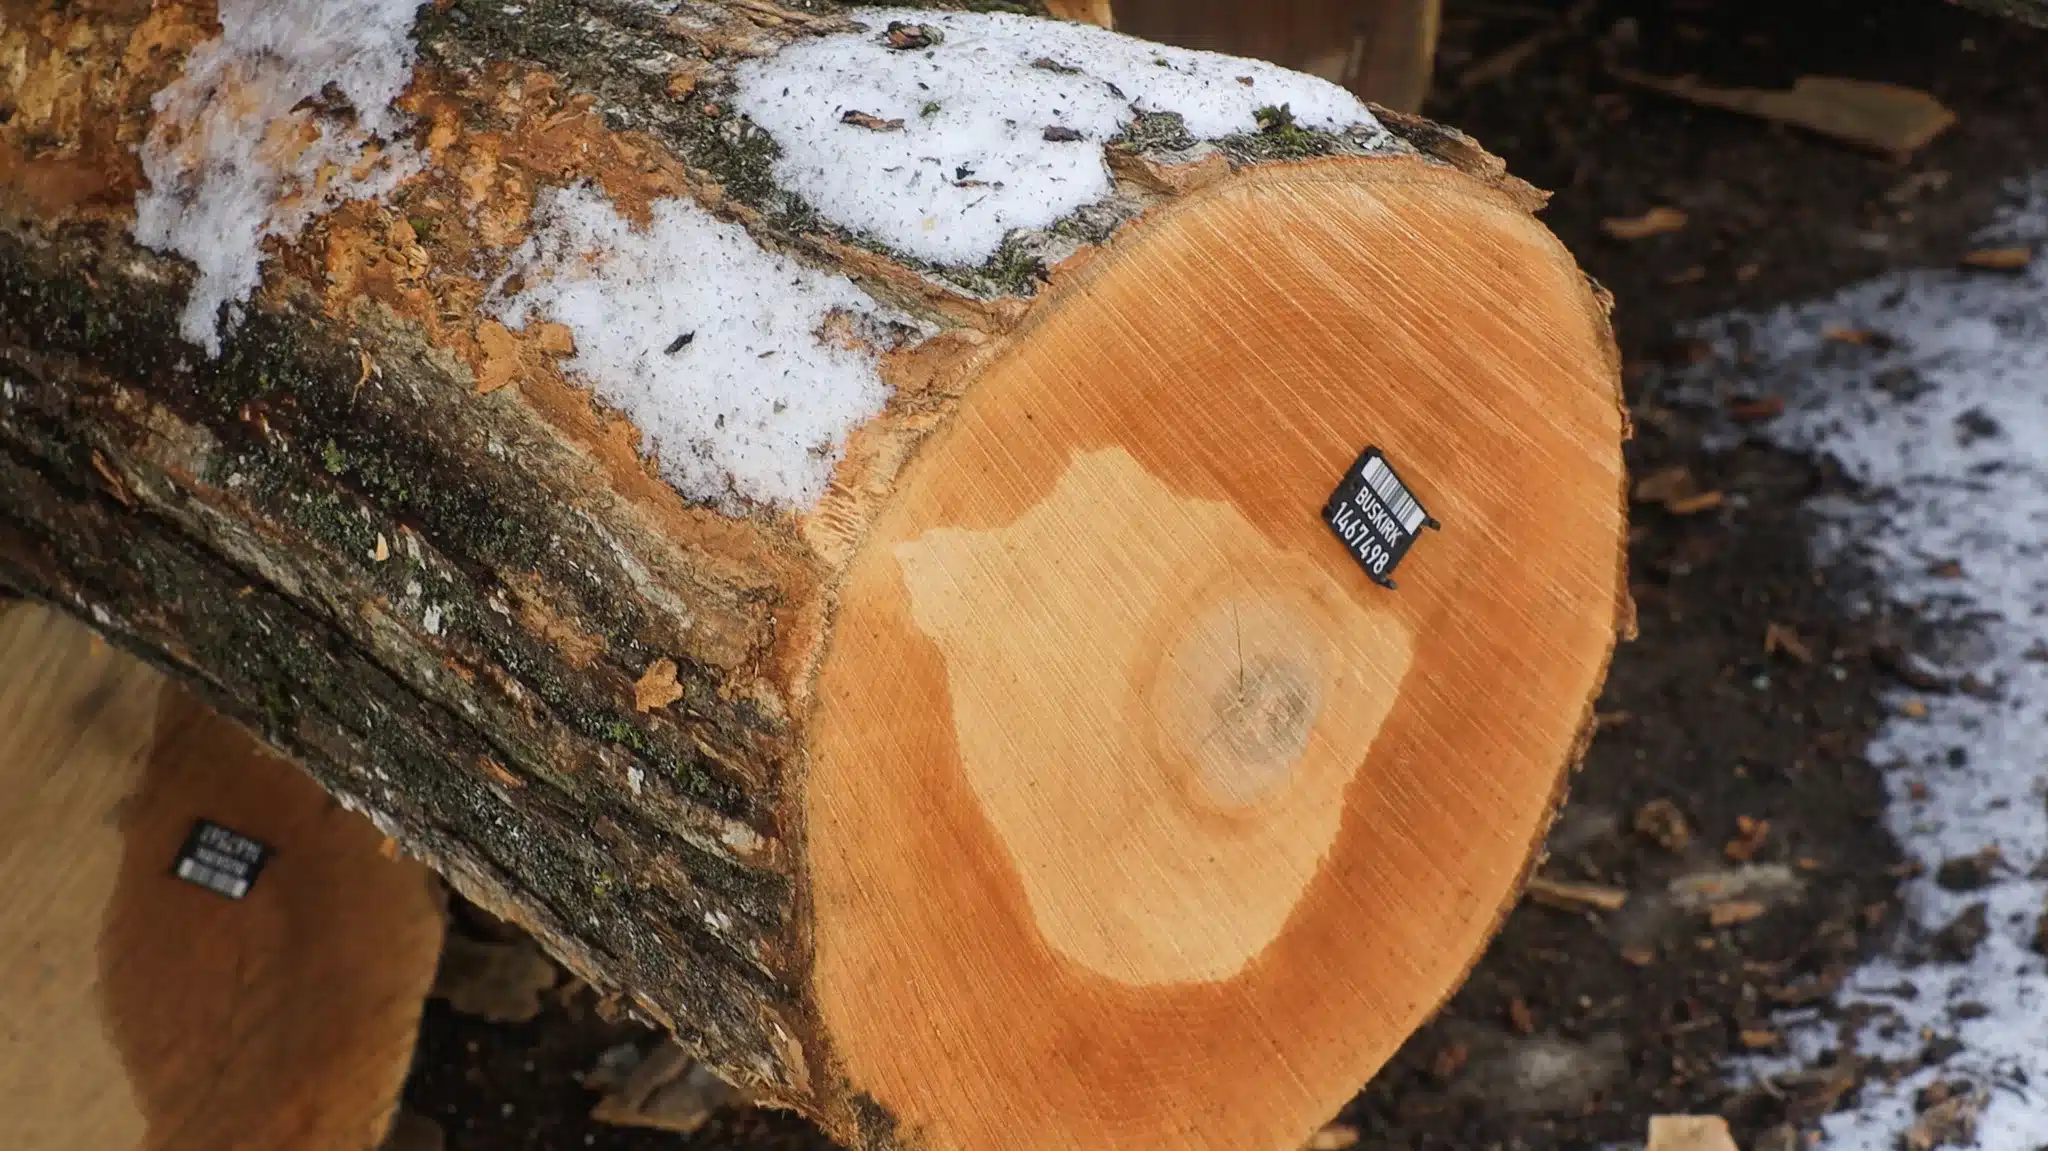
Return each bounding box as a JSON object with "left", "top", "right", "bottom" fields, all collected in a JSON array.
[
  {"left": 808, "top": 161, "right": 1627, "bottom": 1150},
  {"left": 0, "top": 605, "right": 445, "bottom": 1151}
]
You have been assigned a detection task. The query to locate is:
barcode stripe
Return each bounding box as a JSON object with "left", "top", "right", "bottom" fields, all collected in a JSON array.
[
  {"left": 1362, "top": 456, "right": 1426, "bottom": 533},
  {"left": 177, "top": 857, "right": 247, "bottom": 898}
]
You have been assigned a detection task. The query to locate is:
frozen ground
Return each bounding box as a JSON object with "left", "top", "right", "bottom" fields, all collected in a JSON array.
[{"left": 1687, "top": 171, "right": 2048, "bottom": 1148}]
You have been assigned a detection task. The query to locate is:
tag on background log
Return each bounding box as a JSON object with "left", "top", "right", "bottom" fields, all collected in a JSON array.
[
  {"left": 1323, "top": 447, "right": 1439, "bottom": 589},
  {"left": 172, "top": 819, "right": 271, "bottom": 899}
]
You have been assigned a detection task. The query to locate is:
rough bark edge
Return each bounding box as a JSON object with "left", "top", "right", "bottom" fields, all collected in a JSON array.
[{"left": 0, "top": 221, "right": 824, "bottom": 1099}]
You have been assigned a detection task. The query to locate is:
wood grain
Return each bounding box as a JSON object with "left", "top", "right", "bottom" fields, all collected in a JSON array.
[
  {"left": 0, "top": 604, "right": 445, "bottom": 1151},
  {"left": 807, "top": 160, "right": 1626, "bottom": 1150}
]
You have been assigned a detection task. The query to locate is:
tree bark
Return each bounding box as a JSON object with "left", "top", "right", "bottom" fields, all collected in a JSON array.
[{"left": 0, "top": 3, "right": 1629, "bottom": 1148}]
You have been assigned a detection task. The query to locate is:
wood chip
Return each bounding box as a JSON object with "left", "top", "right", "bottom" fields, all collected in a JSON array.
[
  {"left": 883, "top": 20, "right": 938, "bottom": 49},
  {"left": 1728, "top": 395, "right": 1786, "bottom": 423},
  {"left": 1724, "top": 816, "right": 1770, "bottom": 862},
  {"left": 1635, "top": 797, "right": 1692, "bottom": 853},
  {"left": 473, "top": 320, "right": 522, "bottom": 395},
  {"left": 1740, "top": 1028, "right": 1780, "bottom": 1050},
  {"left": 1506, "top": 997, "right": 1535, "bottom": 1034},
  {"left": 1646, "top": 1115, "right": 1739, "bottom": 1151},
  {"left": 591, "top": 1041, "right": 739, "bottom": 1135},
  {"left": 1764, "top": 622, "right": 1813, "bottom": 664},
  {"left": 1961, "top": 246, "right": 2033, "bottom": 271},
  {"left": 1614, "top": 71, "right": 1957, "bottom": 154},
  {"left": 476, "top": 755, "right": 524, "bottom": 790},
  {"left": 1526, "top": 875, "right": 1628, "bottom": 912},
  {"left": 533, "top": 321, "right": 577, "bottom": 356},
  {"left": 430, "top": 934, "right": 557, "bottom": 1023},
  {"left": 1621, "top": 944, "right": 1657, "bottom": 967},
  {"left": 1708, "top": 899, "right": 1766, "bottom": 927},
  {"left": 1632, "top": 465, "right": 1696, "bottom": 506},
  {"left": 840, "top": 109, "right": 905, "bottom": 132},
  {"left": 665, "top": 65, "right": 706, "bottom": 102},
  {"left": 1899, "top": 698, "right": 1930, "bottom": 719},
  {"left": 1905, "top": 1091, "right": 1983, "bottom": 1151},
  {"left": 1304, "top": 1124, "right": 1360, "bottom": 1151},
  {"left": 1666, "top": 490, "right": 1725, "bottom": 516},
  {"left": 373, "top": 533, "right": 391, "bottom": 563},
  {"left": 1602, "top": 206, "right": 1688, "bottom": 240},
  {"left": 635, "top": 658, "right": 685, "bottom": 713}
]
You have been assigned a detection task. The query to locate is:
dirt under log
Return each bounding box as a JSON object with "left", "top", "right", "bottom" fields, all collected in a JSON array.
[{"left": 0, "top": 2, "right": 1628, "bottom": 1148}]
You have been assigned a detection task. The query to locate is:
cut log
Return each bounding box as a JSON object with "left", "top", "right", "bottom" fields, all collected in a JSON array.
[
  {"left": 0, "top": 603, "right": 444, "bottom": 1151},
  {"left": 1113, "top": 0, "right": 1443, "bottom": 112},
  {"left": 0, "top": 3, "right": 1628, "bottom": 1149}
]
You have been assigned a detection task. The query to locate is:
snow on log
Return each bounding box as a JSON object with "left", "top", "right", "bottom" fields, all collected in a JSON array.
[{"left": 0, "top": 2, "right": 1629, "bottom": 1148}]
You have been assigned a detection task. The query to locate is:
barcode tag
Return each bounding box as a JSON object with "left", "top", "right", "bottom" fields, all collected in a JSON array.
[
  {"left": 172, "top": 820, "right": 271, "bottom": 900},
  {"left": 1322, "top": 447, "right": 1439, "bottom": 590}
]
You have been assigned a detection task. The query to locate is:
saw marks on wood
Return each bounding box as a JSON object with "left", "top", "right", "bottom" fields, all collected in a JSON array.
[
  {"left": 0, "top": 604, "right": 445, "bottom": 1151},
  {"left": 807, "top": 160, "right": 1626, "bottom": 1150}
]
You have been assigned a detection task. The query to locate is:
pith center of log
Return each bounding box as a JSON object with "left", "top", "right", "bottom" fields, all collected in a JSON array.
[{"left": 898, "top": 447, "right": 1411, "bottom": 985}]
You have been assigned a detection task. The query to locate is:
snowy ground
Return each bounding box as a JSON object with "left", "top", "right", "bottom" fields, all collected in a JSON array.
[{"left": 1682, "top": 172, "right": 2048, "bottom": 1148}]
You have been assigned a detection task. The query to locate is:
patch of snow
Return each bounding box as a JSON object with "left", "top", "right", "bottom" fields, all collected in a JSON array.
[
  {"left": 1684, "top": 172, "right": 2048, "bottom": 1148},
  {"left": 732, "top": 8, "right": 1377, "bottom": 265},
  {"left": 495, "top": 183, "right": 903, "bottom": 510},
  {"left": 134, "top": 0, "right": 424, "bottom": 355}
]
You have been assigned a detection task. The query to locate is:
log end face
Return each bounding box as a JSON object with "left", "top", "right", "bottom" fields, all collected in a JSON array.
[
  {"left": 889, "top": 445, "right": 1415, "bottom": 988},
  {"left": 802, "top": 158, "right": 1628, "bottom": 1150}
]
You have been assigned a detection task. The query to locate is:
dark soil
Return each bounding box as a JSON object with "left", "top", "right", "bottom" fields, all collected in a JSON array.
[{"left": 401, "top": 2, "right": 2048, "bottom": 1147}]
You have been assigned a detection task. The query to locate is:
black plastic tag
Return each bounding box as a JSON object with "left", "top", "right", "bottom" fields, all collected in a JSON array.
[
  {"left": 1322, "top": 447, "right": 1439, "bottom": 590},
  {"left": 172, "top": 819, "right": 271, "bottom": 900}
]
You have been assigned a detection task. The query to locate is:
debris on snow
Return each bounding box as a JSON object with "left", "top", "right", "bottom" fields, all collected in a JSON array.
[
  {"left": 731, "top": 8, "right": 1377, "bottom": 265},
  {"left": 134, "top": 0, "right": 424, "bottom": 354},
  {"left": 495, "top": 184, "right": 907, "bottom": 510},
  {"left": 1685, "top": 171, "right": 2048, "bottom": 1149}
]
